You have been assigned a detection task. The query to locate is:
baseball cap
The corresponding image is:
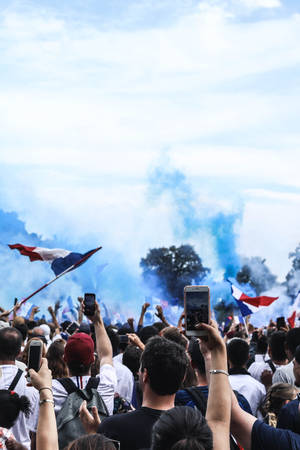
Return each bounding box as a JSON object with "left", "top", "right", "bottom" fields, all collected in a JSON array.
[{"left": 64, "top": 332, "right": 94, "bottom": 366}]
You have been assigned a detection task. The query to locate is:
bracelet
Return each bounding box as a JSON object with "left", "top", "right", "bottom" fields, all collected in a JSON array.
[
  {"left": 39, "top": 399, "right": 55, "bottom": 406},
  {"left": 39, "top": 387, "right": 53, "bottom": 394},
  {"left": 209, "top": 369, "right": 229, "bottom": 376}
]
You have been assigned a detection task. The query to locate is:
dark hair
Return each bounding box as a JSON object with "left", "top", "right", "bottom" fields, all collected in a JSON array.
[
  {"left": 46, "top": 339, "right": 68, "bottom": 379},
  {"left": 261, "top": 383, "right": 297, "bottom": 426},
  {"left": 286, "top": 328, "right": 300, "bottom": 357},
  {"left": 151, "top": 406, "right": 213, "bottom": 450},
  {"left": 0, "top": 390, "right": 31, "bottom": 428},
  {"left": 61, "top": 321, "right": 71, "bottom": 332},
  {"left": 269, "top": 331, "right": 287, "bottom": 362},
  {"left": 161, "top": 327, "right": 188, "bottom": 349},
  {"left": 122, "top": 345, "right": 142, "bottom": 377},
  {"left": 67, "top": 433, "right": 116, "bottom": 449},
  {"left": 153, "top": 322, "right": 168, "bottom": 333},
  {"left": 139, "top": 326, "right": 159, "bottom": 345},
  {"left": 106, "top": 326, "right": 120, "bottom": 356},
  {"left": 227, "top": 338, "right": 249, "bottom": 367},
  {"left": 0, "top": 327, "right": 22, "bottom": 361},
  {"left": 256, "top": 335, "right": 268, "bottom": 355},
  {"left": 141, "top": 336, "right": 188, "bottom": 395},
  {"left": 13, "top": 323, "right": 28, "bottom": 342},
  {"left": 189, "top": 339, "right": 205, "bottom": 375}
]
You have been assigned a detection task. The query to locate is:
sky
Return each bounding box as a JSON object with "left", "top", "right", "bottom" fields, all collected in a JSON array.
[{"left": 0, "top": 0, "right": 299, "bottom": 320}]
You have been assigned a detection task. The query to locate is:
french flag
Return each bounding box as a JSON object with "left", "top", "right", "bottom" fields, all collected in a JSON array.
[
  {"left": 9, "top": 244, "right": 101, "bottom": 276},
  {"left": 230, "top": 283, "right": 278, "bottom": 317}
]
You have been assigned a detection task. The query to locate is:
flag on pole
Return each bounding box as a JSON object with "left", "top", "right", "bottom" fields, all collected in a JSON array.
[
  {"left": 229, "top": 282, "right": 278, "bottom": 317},
  {"left": 287, "top": 291, "right": 300, "bottom": 328},
  {"left": 9, "top": 244, "right": 101, "bottom": 276}
]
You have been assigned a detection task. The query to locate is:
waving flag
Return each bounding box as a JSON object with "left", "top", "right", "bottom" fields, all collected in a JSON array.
[
  {"left": 229, "top": 282, "right": 278, "bottom": 317},
  {"left": 9, "top": 244, "right": 101, "bottom": 276},
  {"left": 8, "top": 244, "right": 102, "bottom": 309},
  {"left": 287, "top": 291, "right": 300, "bottom": 328}
]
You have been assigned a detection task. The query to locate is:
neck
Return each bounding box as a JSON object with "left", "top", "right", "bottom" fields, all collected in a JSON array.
[
  {"left": 142, "top": 388, "right": 175, "bottom": 411},
  {"left": 0, "top": 360, "right": 15, "bottom": 365},
  {"left": 195, "top": 371, "right": 207, "bottom": 387},
  {"left": 272, "top": 359, "right": 288, "bottom": 366}
]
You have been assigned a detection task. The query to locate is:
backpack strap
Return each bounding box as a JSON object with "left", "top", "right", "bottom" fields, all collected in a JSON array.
[
  {"left": 57, "top": 378, "right": 79, "bottom": 395},
  {"left": 184, "top": 387, "right": 207, "bottom": 415},
  {"left": 266, "top": 359, "right": 276, "bottom": 374},
  {"left": 85, "top": 377, "right": 100, "bottom": 392},
  {"left": 8, "top": 369, "right": 23, "bottom": 391}
]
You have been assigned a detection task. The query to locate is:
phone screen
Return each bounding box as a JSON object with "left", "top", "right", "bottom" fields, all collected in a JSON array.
[
  {"left": 84, "top": 293, "right": 96, "bottom": 316},
  {"left": 67, "top": 322, "right": 79, "bottom": 335},
  {"left": 185, "top": 290, "right": 209, "bottom": 331},
  {"left": 28, "top": 343, "right": 42, "bottom": 372}
]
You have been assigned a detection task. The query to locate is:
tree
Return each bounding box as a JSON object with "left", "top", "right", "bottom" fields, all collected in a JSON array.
[
  {"left": 140, "top": 245, "right": 210, "bottom": 304},
  {"left": 236, "top": 257, "right": 276, "bottom": 295},
  {"left": 286, "top": 243, "right": 300, "bottom": 297}
]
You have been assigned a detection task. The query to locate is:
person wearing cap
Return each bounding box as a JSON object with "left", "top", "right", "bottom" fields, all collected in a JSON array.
[{"left": 51, "top": 302, "right": 117, "bottom": 415}]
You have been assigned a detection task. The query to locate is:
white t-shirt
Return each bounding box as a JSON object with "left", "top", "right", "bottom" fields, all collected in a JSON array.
[
  {"left": 272, "top": 360, "right": 295, "bottom": 385},
  {"left": 248, "top": 360, "right": 282, "bottom": 383},
  {"left": 229, "top": 373, "right": 266, "bottom": 417},
  {"left": 113, "top": 360, "right": 134, "bottom": 403},
  {"left": 52, "top": 364, "right": 117, "bottom": 415},
  {"left": 0, "top": 365, "right": 39, "bottom": 450}
]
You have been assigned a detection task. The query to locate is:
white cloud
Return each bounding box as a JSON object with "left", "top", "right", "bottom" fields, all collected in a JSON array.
[{"left": 238, "top": 0, "right": 281, "bottom": 10}]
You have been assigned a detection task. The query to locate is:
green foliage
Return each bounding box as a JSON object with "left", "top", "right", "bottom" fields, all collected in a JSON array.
[{"left": 140, "top": 244, "right": 210, "bottom": 304}]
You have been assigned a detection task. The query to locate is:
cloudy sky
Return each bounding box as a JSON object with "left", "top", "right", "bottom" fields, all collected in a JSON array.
[{"left": 0, "top": 0, "right": 299, "bottom": 313}]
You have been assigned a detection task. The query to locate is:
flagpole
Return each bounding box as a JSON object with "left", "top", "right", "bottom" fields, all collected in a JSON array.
[{"left": 9, "top": 246, "right": 102, "bottom": 313}]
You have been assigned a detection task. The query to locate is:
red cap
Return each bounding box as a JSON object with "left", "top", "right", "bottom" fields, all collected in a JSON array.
[{"left": 64, "top": 333, "right": 94, "bottom": 366}]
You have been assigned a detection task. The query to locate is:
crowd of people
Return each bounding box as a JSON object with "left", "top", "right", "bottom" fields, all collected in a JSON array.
[{"left": 0, "top": 297, "right": 300, "bottom": 449}]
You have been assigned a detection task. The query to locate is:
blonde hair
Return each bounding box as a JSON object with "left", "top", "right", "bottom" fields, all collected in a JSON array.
[{"left": 261, "top": 383, "right": 297, "bottom": 427}]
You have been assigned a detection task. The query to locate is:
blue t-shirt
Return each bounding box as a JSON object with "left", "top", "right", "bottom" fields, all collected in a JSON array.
[
  {"left": 252, "top": 420, "right": 300, "bottom": 449},
  {"left": 277, "top": 399, "right": 300, "bottom": 434},
  {"left": 175, "top": 385, "right": 252, "bottom": 415}
]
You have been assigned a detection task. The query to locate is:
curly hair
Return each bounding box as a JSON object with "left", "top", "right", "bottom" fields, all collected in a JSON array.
[{"left": 261, "top": 383, "right": 297, "bottom": 427}]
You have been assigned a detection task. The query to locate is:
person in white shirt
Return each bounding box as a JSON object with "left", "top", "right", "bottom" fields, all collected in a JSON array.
[
  {"left": 249, "top": 331, "right": 288, "bottom": 388},
  {"left": 227, "top": 338, "right": 266, "bottom": 417},
  {"left": 273, "top": 328, "right": 300, "bottom": 386},
  {"left": 0, "top": 327, "right": 39, "bottom": 450}
]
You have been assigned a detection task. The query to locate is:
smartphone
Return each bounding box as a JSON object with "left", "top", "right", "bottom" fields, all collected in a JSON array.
[
  {"left": 119, "top": 335, "right": 129, "bottom": 344},
  {"left": 66, "top": 321, "right": 79, "bottom": 335},
  {"left": 84, "top": 293, "right": 96, "bottom": 316},
  {"left": 184, "top": 286, "right": 210, "bottom": 337},
  {"left": 27, "top": 340, "right": 43, "bottom": 380}
]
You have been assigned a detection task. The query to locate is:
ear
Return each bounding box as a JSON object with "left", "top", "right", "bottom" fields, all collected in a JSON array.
[{"left": 142, "top": 367, "right": 149, "bottom": 384}]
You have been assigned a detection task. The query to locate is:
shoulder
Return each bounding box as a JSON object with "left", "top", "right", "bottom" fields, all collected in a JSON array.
[{"left": 252, "top": 419, "right": 300, "bottom": 449}]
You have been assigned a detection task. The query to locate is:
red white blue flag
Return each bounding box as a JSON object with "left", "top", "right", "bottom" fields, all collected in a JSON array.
[
  {"left": 230, "top": 282, "right": 278, "bottom": 316},
  {"left": 9, "top": 244, "right": 101, "bottom": 276}
]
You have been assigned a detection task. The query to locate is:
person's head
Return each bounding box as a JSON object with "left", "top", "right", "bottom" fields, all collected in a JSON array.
[
  {"left": 46, "top": 339, "right": 68, "bottom": 379},
  {"left": 13, "top": 322, "right": 28, "bottom": 343},
  {"left": 285, "top": 328, "right": 300, "bottom": 360},
  {"left": 0, "top": 327, "right": 23, "bottom": 362},
  {"left": 67, "top": 433, "right": 117, "bottom": 450},
  {"left": 153, "top": 322, "right": 167, "bottom": 333},
  {"left": 139, "top": 326, "right": 159, "bottom": 345},
  {"left": 160, "top": 327, "right": 188, "bottom": 350},
  {"left": 0, "top": 390, "right": 31, "bottom": 428},
  {"left": 151, "top": 406, "right": 213, "bottom": 450},
  {"left": 256, "top": 334, "right": 268, "bottom": 355},
  {"left": 261, "top": 383, "right": 297, "bottom": 418},
  {"left": 64, "top": 332, "right": 95, "bottom": 376},
  {"left": 140, "top": 336, "right": 188, "bottom": 396},
  {"left": 268, "top": 331, "right": 287, "bottom": 363},
  {"left": 227, "top": 338, "right": 249, "bottom": 368},
  {"left": 122, "top": 345, "right": 142, "bottom": 377},
  {"left": 39, "top": 324, "right": 51, "bottom": 342}
]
